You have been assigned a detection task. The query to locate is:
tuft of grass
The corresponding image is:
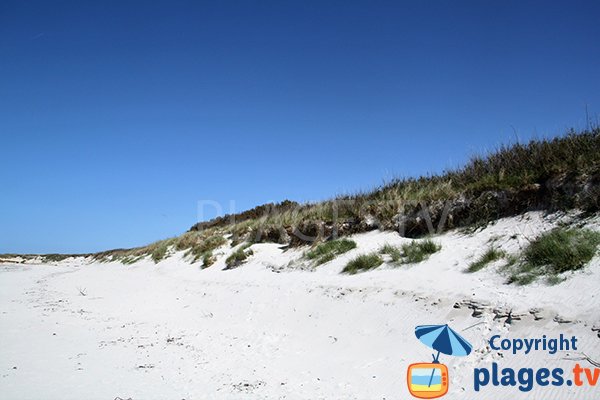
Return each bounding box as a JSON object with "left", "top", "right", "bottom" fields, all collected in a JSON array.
[
  {"left": 225, "top": 243, "right": 254, "bottom": 269},
  {"left": 186, "top": 234, "right": 227, "bottom": 263},
  {"left": 379, "top": 243, "right": 403, "bottom": 263},
  {"left": 121, "top": 255, "right": 144, "bottom": 265},
  {"left": 508, "top": 227, "right": 600, "bottom": 284},
  {"left": 342, "top": 253, "right": 383, "bottom": 274},
  {"left": 378, "top": 240, "right": 441, "bottom": 265},
  {"left": 305, "top": 238, "right": 357, "bottom": 265},
  {"left": 467, "top": 246, "right": 506, "bottom": 272},
  {"left": 202, "top": 251, "right": 216, "bottom": 268},
  {"left": 151, "top": 241, "right": 170, "bottom": 263},
  {"left": 400, "top": 239, "right": 441, "bottom": 264}
]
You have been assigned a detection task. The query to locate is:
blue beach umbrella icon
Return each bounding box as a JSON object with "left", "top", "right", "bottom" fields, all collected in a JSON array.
[{"left": 415, "top": 324, "right": 472, "bottom": 386}]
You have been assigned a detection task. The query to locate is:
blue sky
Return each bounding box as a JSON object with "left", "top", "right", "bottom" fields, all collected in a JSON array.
[{"left": 1, "top": 1, "right": 599, "bottom": 253}]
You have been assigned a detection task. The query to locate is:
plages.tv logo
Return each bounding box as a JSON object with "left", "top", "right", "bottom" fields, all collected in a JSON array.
[{"left": 407, "top": 324, "right": 473, "bottom": 399}]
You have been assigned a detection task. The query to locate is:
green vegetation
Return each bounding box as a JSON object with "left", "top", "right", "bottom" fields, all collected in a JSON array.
[
  {"left": 121, "top": 255, "right": 143, "bottom": 265},
  {"left": 400, "top": 239, "right": 441, "bottom": 264},
  {"left": 42, "top": 254, "right": 72, "bottom": 262},
  {"left": 225, "top": 243, "right": 254, "bottom": 269},
  {"left": 508, "top": 227, "right": 600, "bottom": 285},
  {"left": 342, "top": 253, "right": 383, "bottom": 274},
  {"left": 304, "top": 239, "right": 357, "bottom": 265},
  {"left": 379, "top": 243, "right": 403, "bottom": 263},
  {"left": 185, "top": 234, "right": 227, "bottom": 265},
  {"left": 202, "top": 251, "right": 216, "bottom": 268},
  {"left": 377, "top": 240, "right": 441, "bottom": 266},
  {"left": 467, "top": 247, "right": 506, "bottom": 272},
  {"left": 151, "top": 240, "right": 171, "bottom": 263},
  {"left": 91, "top": 230, "right": 227, "bottom": 265}
]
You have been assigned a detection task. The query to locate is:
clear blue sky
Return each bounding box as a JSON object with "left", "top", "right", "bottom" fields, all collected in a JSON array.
[{"left": 1, "top": 1, "right": 599, "bottom": 254}]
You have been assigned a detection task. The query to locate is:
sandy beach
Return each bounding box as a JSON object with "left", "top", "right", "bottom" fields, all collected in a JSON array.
[{"left": 1, "top": 212, "right": 598, "bottom": 399}]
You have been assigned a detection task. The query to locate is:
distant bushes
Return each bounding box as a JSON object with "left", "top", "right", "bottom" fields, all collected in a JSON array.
[
  {"left": 187, "top": 128, "right": 600, "bottom": 245},
  {"left": 189, "top": 200, "right": 299, "bottom": 232}
]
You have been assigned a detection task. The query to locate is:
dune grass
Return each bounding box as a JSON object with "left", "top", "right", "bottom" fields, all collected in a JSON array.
[
  {"left": 151, "top": 240, "right": 171, "bottom": 263},
  {"left": 225, "top": 243, "right": 254, "bottom": 269},
  {"left": 377, "top": 240, "right": 441, "bottom": 265},
  {"left": 379, "top": 243, "right": 403, "bottom": 263},
  {"left": 342, "top": 253, "right": 383, "bottom": 274},
  {"left": 305, "top": 238, "right": 357, "bottom": 265},
  {"left": 508, "top": 227, "right": 600, "bottom": 284},
  {"left": 400, "top": 239, "right": 441, "bottom": 264},
  {"left": 184, "top": 234, "right": 227, "bottom": 264},
  {"left": 467, "top": 246, "right": 506, "bottom": 272}
]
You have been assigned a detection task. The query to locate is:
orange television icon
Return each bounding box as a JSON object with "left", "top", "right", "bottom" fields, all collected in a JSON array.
[{"left": 406, "top": 362, "right": 449, "bottom": 399}]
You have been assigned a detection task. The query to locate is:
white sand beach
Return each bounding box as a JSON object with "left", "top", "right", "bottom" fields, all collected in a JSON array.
[{"left": 1, "top": 212, "right": 599, "bottom": 399}]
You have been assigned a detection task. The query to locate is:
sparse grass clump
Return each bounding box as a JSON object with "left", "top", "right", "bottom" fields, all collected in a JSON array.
[
  {"left": 305, "top": 239, "right": 357, "bottom": 265},
  {"left": 400, "top": 239, "right": 441, "bottom": 264},
  {"left": 379, "top": 244, "right": 403, "bottom": 263},
  {"left": 42, "top": 254, "right": 71, "bottom": 262},
  {"left": 377, "top": 240, "right": 441, "bottom": 265},
  {"left": 508, "top": 227, "right": 600, "bottom": 285},
  {"left": 121, "top": 255, "right": 143, "bottom": 265},
  {"left": 342, "top": 253, "right": 383, "bottom": 274},
  {"left": 225, "top": 243, "right": 254, "bottom": 269},
  {"left": 202, "top": 251, "right": 216, "bottom": 267},
  {"left": 467, "top": 247, "right": 506, "bottom": 272},
  {"left": 151, "top": 241, "right": 170, "bottom": 263},
  {"left": 186, "top": 234, "right": 227, "bottom": 265}
]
